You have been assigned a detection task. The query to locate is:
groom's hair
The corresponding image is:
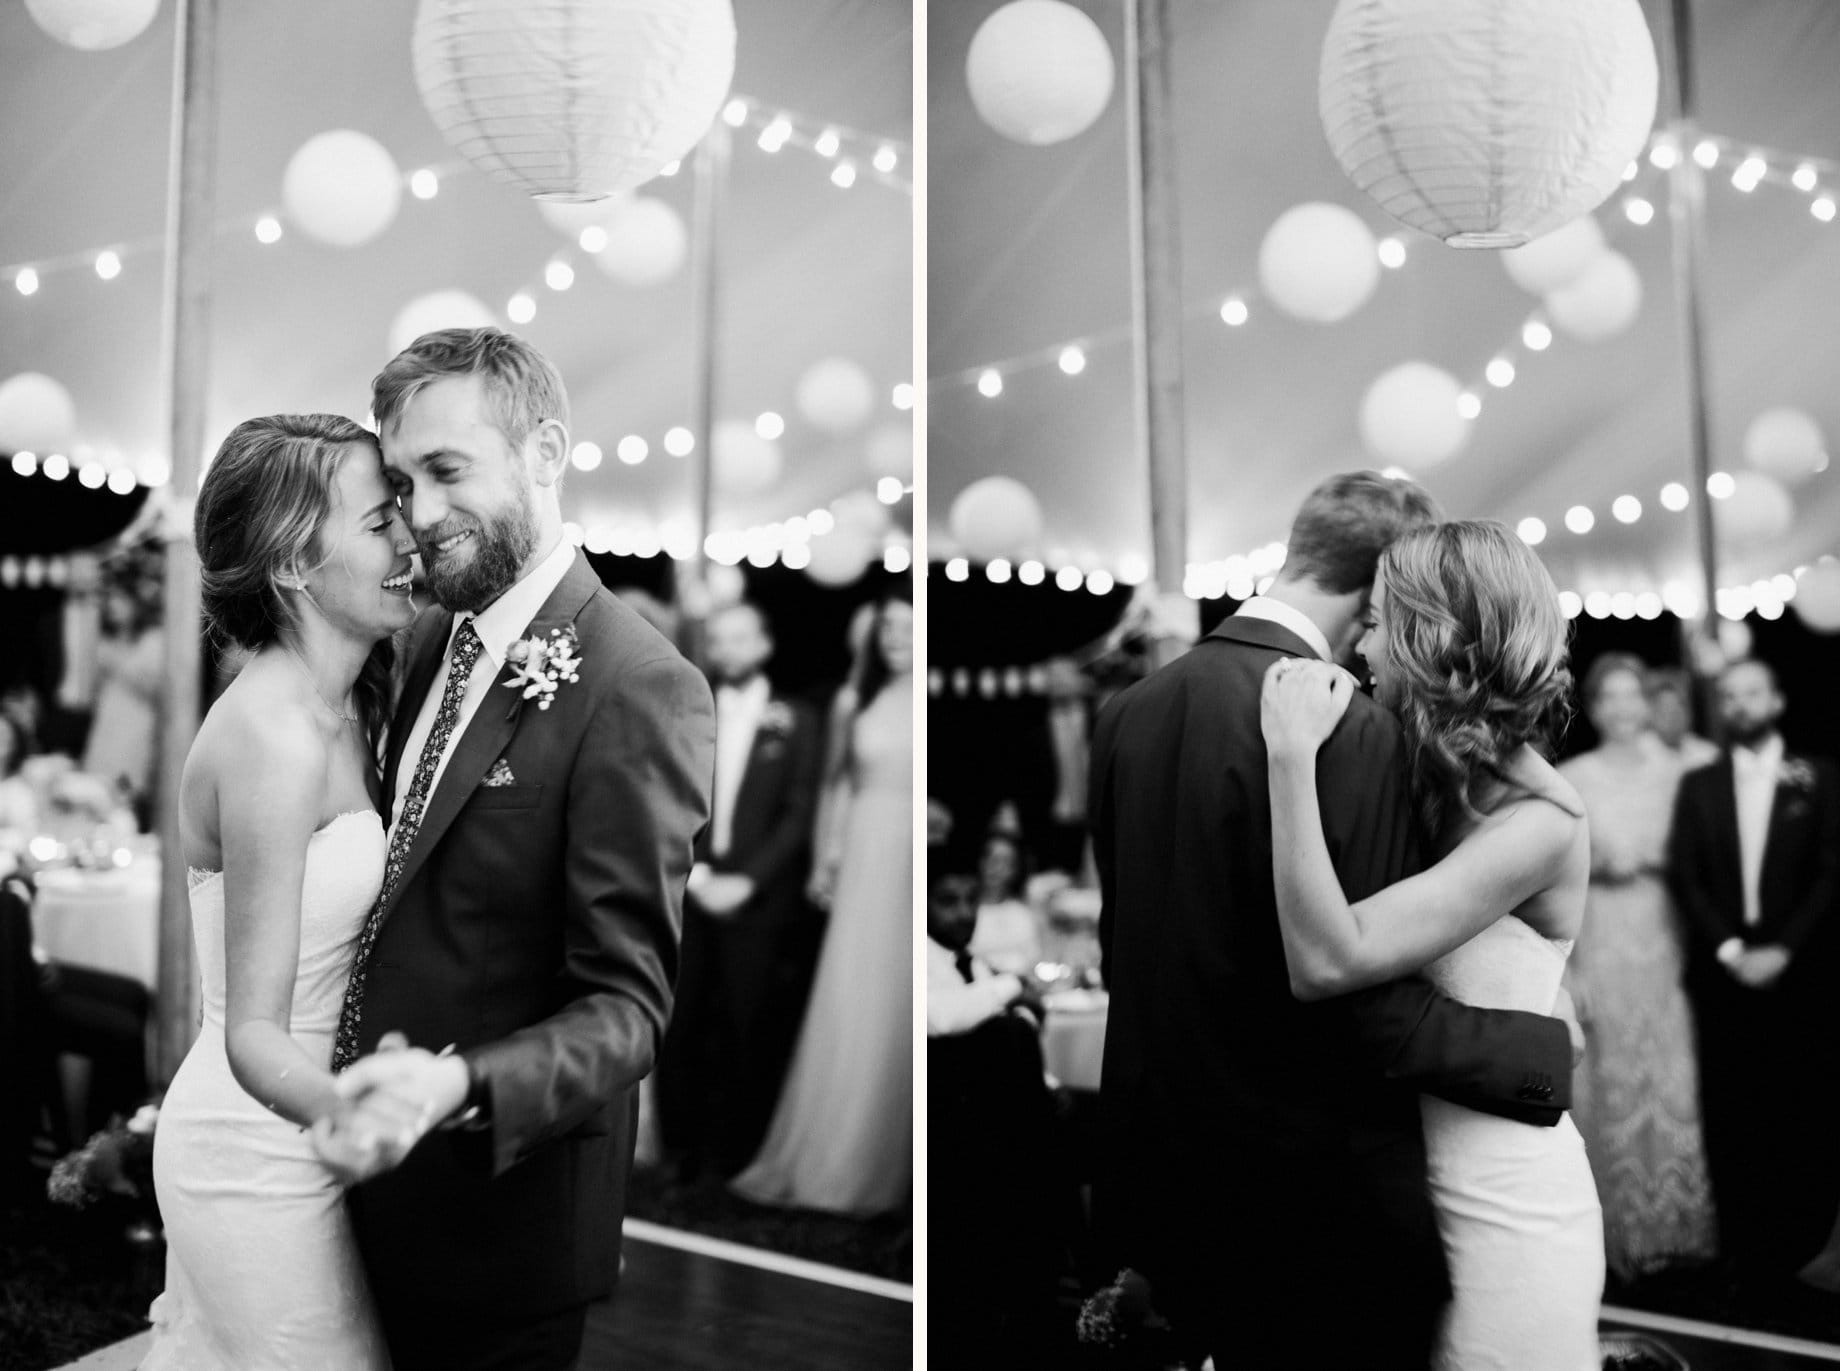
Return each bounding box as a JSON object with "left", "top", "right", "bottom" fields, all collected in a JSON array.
[
  {"left": 371, "top": 327, "right": 570, "bottom": 452},
  {"left": 1282, "top": 471, "right": 1441, "bottom": 595}
]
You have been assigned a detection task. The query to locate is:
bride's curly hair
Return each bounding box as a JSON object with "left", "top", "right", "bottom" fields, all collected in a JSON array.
[{"left": 1375, "top": 520, "right": 1574, "bottom": 837}]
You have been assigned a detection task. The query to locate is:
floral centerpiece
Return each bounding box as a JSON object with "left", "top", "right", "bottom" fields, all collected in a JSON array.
[
  {"left": 48, "top": 1103, "right": 160, "bottom": 1224},
  {"left": 1076, "top": 1268, "right": 1195, "bottom": 1369}
]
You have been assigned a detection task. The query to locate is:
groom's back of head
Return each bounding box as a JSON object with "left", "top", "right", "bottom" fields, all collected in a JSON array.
[{"left": 1282, "top": 471, "right": 1442, "bottom": 595}]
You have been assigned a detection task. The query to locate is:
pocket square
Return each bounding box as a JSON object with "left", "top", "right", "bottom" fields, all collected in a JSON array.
[{"left": 482, "top": 759, "right": 517, "bottom": 788}]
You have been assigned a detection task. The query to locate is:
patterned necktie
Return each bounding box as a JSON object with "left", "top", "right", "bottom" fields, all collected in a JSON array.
[{"left": 332, "top": 619, "right": 483, "bottom": 1071}]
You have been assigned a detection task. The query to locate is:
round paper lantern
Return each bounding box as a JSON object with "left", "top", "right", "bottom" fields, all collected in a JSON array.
[
  {"left": 1502, "top": 214, "right": 1605, "bottom": 295},
  {"left": 966, "top": 1, "right": 1115, "bottom": 147},
  {"left": 388, "top": 290, "right": 499, "bottom": 355},
  {"left": 1544, "top": 250, "right": 1641, "bottom": 342},
  {"left": 537, "top": 195, "right": 627, "bottom": 239},
  {"left": 283, "top": 130, "right": 402, "bottom": 247},
  {"left": 0, "top": 372, "right": 76, "bottom": 454},
  {"left": 949, "top": 476, "right": 1043, "bottom": 563},
  {"left": 1358, "top": 362, "right": 1471, "bottom": 469},
  {"left": 1794, "top": 560, "right": 1840, "bottom": 633},
  {"left": 1744, "top": 407, "right": 1827, "bottom": 482},
  {"left": 412, "top": 0, "right": 737, "bottom": 202},
  {"left": 830, "top": 490, "right": 891, "bottom": 540},
  {"left": 711, "top": 420, "right": 781, "bottom": 496},
  {"left": 804, "top": 528, "right": 877, "bottom": 588},
  {"left": 25, "top": 0, "right": 160, "bottom": 50},
  {"left": 1258, "top": 203, "right": 1380, "bottom": 324},
  {"left": 863, "top": 422, "right": 913, "bottom": 482},
  {"left": 796, "top": 359, "right": 875, "bottom": 434},
  {"left": 1715, "top": 471, "right": 1793, "bottom": 548},
  {"left": 1319, "top": 0, "right": 1658, "bottom": 247},
  {"left": 591, "top": 198, "right": 688, "bottom": 287}
]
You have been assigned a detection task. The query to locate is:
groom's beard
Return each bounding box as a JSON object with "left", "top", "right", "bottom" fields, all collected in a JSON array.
[{"left": 416, "top": 493, "right": 537, "bottom": 615}]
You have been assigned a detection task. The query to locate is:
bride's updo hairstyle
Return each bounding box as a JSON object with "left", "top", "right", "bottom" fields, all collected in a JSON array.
[
  {"left": 194, "top": 414, "right": 394, "bottom": 749},
  {"left": 1376, "top": 519, "right": 1573, "bottom": 837}
]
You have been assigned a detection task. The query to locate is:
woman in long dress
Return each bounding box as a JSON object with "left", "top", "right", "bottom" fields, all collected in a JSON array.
[
  {"left": 146, "top": 415, "right": 416, "bottom": 1368},
  {"left": 731, "top": 589, "right": 912, "bottom": 1217},
  {"left": 1556, "top": 652, "right": 1717, "bottom": 1280},
  {"left": 1262, "top": 521, "right": 1604, "bottom": 1371}
]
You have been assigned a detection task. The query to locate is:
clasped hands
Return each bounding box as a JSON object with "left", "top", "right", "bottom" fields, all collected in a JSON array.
[{"left": 310, "top": 1031, "right": 471, "bottom": 1185}]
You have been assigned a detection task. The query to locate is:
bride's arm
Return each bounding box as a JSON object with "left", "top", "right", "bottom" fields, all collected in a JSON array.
[{"left": 1262, "top": 661, "right": 1574, "bottom": 1000}]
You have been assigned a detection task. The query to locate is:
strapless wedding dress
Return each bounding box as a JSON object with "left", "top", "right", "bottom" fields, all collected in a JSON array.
[
  {"left": 144, "top": 810, "right": 391, "bottom": 1370},
  {"left": 1421, "top": 915, "right": 1605, "bottom": 1370}
]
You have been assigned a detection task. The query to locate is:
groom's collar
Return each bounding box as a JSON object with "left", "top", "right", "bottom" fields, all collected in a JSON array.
[
  {"left": 1223, "top": 595, "right": 1333, "bottom": 662},
  {"left": 448, "top": 536, "right": 578, "bottom": 672}
]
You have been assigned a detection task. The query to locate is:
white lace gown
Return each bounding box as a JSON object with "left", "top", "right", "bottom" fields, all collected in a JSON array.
[
  {"left": 1421, "top": 916, "right": 1605, "bottom": 1371},
  {"left": 144, "top": 810, "right": 391, "bottom": 1370}
]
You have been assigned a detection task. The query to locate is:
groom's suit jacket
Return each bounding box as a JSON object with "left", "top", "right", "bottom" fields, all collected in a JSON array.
[
  {"left": 348, "top": 553, "right": 715, "bottom": 1319},
  {"left": 1089, "top": 614, "right": 1574, "bottom": 1359}
]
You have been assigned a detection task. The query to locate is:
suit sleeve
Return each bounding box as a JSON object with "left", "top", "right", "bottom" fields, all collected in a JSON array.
[
  {"left": 1319, "top": 706, "right": 1574, "bottom": 1126},
  {"left": 467, "top": 651, "right": 716, "bottom": 1176},
  {"left": 1090, "top": 698, "right": 1120, "bottom": 978},
  {"left": 735, "top": 703, "right": 823, "bottom": 892},
  {"left": 1666, "top": 777, "right": 1730, "bottom": 953},
  {"left": 1779, "top": 761, "right": 1840, "bottom": 955}
]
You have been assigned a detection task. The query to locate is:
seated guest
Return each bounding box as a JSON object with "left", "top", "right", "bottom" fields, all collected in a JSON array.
[
  {"left": 970, "top": 829, "right": 1044, "bottom": 976},
  {"left": 0, "top": 715, "right": 37, "bottom": 840},
  {"left": 1646, "top": 667, "right": 1718, "bottom": 770}
]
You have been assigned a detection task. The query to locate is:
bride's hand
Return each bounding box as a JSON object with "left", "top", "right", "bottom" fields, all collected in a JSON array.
[{"left": 1261, "top": 658, "right": 1355, "bottom": 758}]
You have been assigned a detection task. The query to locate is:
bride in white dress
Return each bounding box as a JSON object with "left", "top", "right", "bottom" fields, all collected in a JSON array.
[
  {"left": 145, "top": 414, "right": 418, "bottom": 1369},
  {"left": 1261, "top": 520, "right": 1604, "bottom": 1371}
]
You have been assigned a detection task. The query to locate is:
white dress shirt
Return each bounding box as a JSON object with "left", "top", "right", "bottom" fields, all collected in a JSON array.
[
  {"left": 1732, "top": 733, "right": 1784, "bottom": 928},
  {"left": 711, "top": 674, "right": 770, "bottom": 858},
  {"left": 1234, "top": 595, "right": 1334, "bottom": 663},
  {"left": 389, "top": 536, "right": 579, "bottom": 835},
  {"left": 927, "top": 937, "right": 1023, "bottom": 1037}
]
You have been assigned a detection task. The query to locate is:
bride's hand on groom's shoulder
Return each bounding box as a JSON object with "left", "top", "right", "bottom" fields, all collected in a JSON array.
[
  {"left": 1260, "top": 658, "right": 1356, "bottom": 759},
  {"left": 309, "top": 1032, "right": 470, "bottom": 1184}
]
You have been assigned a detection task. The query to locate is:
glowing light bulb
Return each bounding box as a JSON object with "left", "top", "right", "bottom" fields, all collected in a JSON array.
[
  {"left": 1659, "top": 482, "right": 1689, "bottom": 511},
  {"left": 1376, "top": 237, "right": 1406, "bottom": 269},
  {"left": 545, "top": 260, "right": 575, "bottom": 291},
  {"left": 570, "top": 442, "right": 603, "bottom": 472},
  {"left": 1623, "top": 196, "right": 1654, "bottom": 226},
  {"left": 95, "top": 251, "right": 122, "bottom": 280},
  {"left": 1612, "top": 495, "right": 1642, "bottom": 523},
  {"left": 1058, "top": 345, "right": 1086, "bottom": 376},
  {"left": 664, "top": 426, "right": 694, "bottom": 456},
  {"left": 1564, "top": 505, "right": 1594, "bottom": 535},
  {"left": 1486, "top": 357, "right": 1516, "bottom": 388},
  {"left": 617, "top": 436, "right": 648, "bottom": 465},
  {"left": 255, "top": 216, "right": 283, "bottom": 244},
  {"left": 892, "top": 383, "right": 914, "bottom": 411},
  {"left": 830, "top": 161, "right": 857, "bottom": 189},
  {"left": 507, "top": 293, "right": 536, "bottom": 324},
  {"left": 1516, "top": 517, "right": 1547, "bottom": 546},
  {"left": 410, "top": 169, "right": 439, "bottom": 200},
  {"left": 977, "top": 369, "right": 1002, "bottom": 398},
  {"left": 1219, "top": 296, "right": 1248, "bottom": 327}
]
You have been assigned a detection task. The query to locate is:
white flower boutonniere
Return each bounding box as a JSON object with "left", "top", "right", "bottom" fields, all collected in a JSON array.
[
  {"left": 504, "top": 625, "right": 583, "bottom": 711},
  {"left": 759, "top": 701, "right": 796, "bottom": 737},
  {"left": 1779, "top": 757, "right": 1818, "bottom": 794}
]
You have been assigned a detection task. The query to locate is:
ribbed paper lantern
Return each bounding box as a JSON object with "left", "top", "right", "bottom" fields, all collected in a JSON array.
[
  {"left": 412, "top": 0, "right": 737, "bottom": 202},
  {"left": 0, "top": 372, "right": 76, "bottom": 454},
  {"left": 388, "top": 290, "right": 499, "bottom": 355},
  {"left": 797, "top": 358, "right": 875, "bottom": 434},
  {"left": 966, "top": 0, "right": 1115, "bottom": 147},
  {"left": 1502, "top": 214, "right": 1605, "bottom": 295},
  {"left": 1258, "top": 202, "right": 1380, "bottom": 324},
  {"left": 1794, "top": 560, "right": 1840, "bottom": 633},
  {"left": 950, "top": 476, "right": 1043, "bottom": 563},
  {"left": 1319, "top": 0, "right": 1658, "bottom": 247},
  {"left": 26, "top": 0, "right": 160, "bottom": 50},
  {"left": 283, "top": 131, "right": 403, "bottom": 247},
  {"left": 590, "top": 198, "right": 687, "bottom": 287},
  {"left": 537, "top": 195, "right": 625, "bottom": 239},
  {"left": 1744, "top": 407, "right": 1827, "bottom": 482},
  {"left": 1359, "top": 362, "right": 1470, "bottom": 469},
  {"left": 1715, "top": 471, "right": 1793, "bottom": 548},
  {"left": 804, "top": 528, "right": 877, "bottom": 588},
  {"left": 863, "top": 421, "right": 913, "bottom": 482},
  {"left": 1544, "top": 250, "right": 1641, "bottom": 342},
  {"left": 712, "top": 420, "right": 781, "bottom": 496}
]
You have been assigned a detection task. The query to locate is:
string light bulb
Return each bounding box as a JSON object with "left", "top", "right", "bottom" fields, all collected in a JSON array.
[
  {"left": 507, "top": 292, "right": 535, "bottom": 324},
  {"left": 1376, "top": 236, "right": 1406, "bottom": 269},
  {"left": 617, "top": 436, "right": 648, "bottom": 465},
  {"left": 1612, "top": 494, "right": 1642, "bottom": 523},
  {"left": 544, "top": 260, "right": 574, "bottom": 291},
  {"left": 1485, "top": 357, "right": 1516, "bottom": 388},
  {"left": 873, "top": 144, "right": 898, "bottom": 174},
  {"left": 1219, "top": 296, "right": 1248, "bottom": 327},
  {"left": 892, "top": 383, "right": 914, "bottom": 411},
  {"left": 1693, "top": 138, "right": 1720, "bottom": 169},
  {"left": 255, "top": 216, "right": 283, "bottom": 244},
  {"left": 815, "top": 128, "right": 841, "bottom": 158},
  {"left": 1522, "top": 320, "right": 1552, "bottom": 351},
  {"left": 1565, "top": 505, "right": 1594, "bottom": 534},
  {"left": 830, "top": 161, "right": 857, "bottom": 189},
  {"left": 664, "top": 426, "right": 695, "bottom": 456},
  {"left": 95, "top": 251, "right": 121, "bottom": 280},
  {"left": 1793, "top": 163, "right": 1819, "bottom": 192},
  {"left": 410, "top": 168, "right": 439, "bottom": 200},
  {"left": 1058, "top": 345, "right": 1086, "bottom": 375},
  {"left": 15, "top": 268, "right": 38, "bottom": 296},
  {"left": 1659, "top": 482, "right": 1688, "bottom": 511},
  {"left": 977, "top": 369, "right": 1003, "bottom": 398},
  {"left": 1623, "top": 196, "right": 1654, "bottom": 225},
  {"left": 722, "top": 99, "right": 748, "bottom": 128}
]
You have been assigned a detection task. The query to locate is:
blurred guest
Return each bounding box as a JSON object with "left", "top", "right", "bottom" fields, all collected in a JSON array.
[
  {"left": 1042, "top": 656, "right": 1093, "bottom": 874},
  {"left": 0, "top": 715, "right": 37, "bottom": 837},
  {"left": 1646, "top": 667, "right": 1718, "bottom": 770},
  {"left": 81, "top": 585, "right": 164, "bottom": 822},
  {"left": 1557, "top": 653, "right": 1716, "bottom": 1279},
  {"left": 658, "top": 603, "right": 822, "bottom": 1179},
  {"left": 732, "top": 588, "right": 912, "bottom": 1216},
  {"left": 1, "top": 682, "right": 44, "bottom": 759},
  {"left": 1669, "top": 658, "right": 1840, "bottom": 1291},
  {"left": 970, "top": 829, "right": 1043, "bottom": 976},
  {"left": 927, "top": 796, "right": 953, "bottom": 850}
]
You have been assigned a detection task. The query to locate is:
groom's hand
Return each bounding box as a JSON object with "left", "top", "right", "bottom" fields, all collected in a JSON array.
[{"left": 312, "top": 1033, "right": 471, "bottom": 1182}]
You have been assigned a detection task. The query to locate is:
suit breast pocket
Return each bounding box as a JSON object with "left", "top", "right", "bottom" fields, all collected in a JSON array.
[{"left": 466, "top": 783, "right": 544, "bottom": 811}]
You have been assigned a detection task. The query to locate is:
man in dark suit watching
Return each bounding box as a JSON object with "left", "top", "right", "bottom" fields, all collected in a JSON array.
[{"left": 1089, "top": 471, "right": 1581, "bottom": 1369}]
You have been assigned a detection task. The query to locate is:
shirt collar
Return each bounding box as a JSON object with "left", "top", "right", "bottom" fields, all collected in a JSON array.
[
  {"left": 451, "top": 536, "right": 578, "bottom": 671},
  {"left": 1234, "top": 595, "right": 1335, "bottom": 663},
  {"left": 1734, "top": 733, "right": 1784, "bottom": 774},
  {"left": 717, "top": 675, "right": 771, "bottom": 707}
]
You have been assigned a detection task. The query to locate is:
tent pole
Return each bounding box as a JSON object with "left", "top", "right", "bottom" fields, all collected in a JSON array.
[
  {"left": 1123, "top": 0, "right": 1189, "bottom": 663},
  {"left": 680, "top": 120, "right": 731, "bottom": 665},
  {"left": 153, "top": 0, "right": 217, "bottom": 1085}
]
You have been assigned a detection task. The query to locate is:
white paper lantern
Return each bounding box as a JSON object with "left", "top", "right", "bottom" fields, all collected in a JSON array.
[
  {"left": 0, "top": 372, "right": 76, "bottom": 454},
  {"left": 283, "top": 130, "right": 403, "bottom": 247},
  {"left": 966, "top": 0, "right": 1115, "bottom": 147},
  {"left": 1793, "top": 560, "right": 1840, "bottom": 633},
  {"left": 863, "top": 422, "right": 914, "bottom": 482},
  {"left": 591, "top": 198, "right": 688, "bottom": 287},
  {"left": 804, "top": 528, "right": 877, "bottom": 588},
  {"left": 1258, "top": 202, "right": 1380, "bottom": 324},
  {"left": 1502, "top": 214, "right": 1605, "bottom": 295},
  {"left": 1744, "top": 407, "right": 1827, "bottom": 483},
  {"left": 388, "top": 290, "right": 499, "bottom": 355},
  {"left": 26, "top": 0, "right": 160, "bottom": 50},
  {"left": 830, "top": 490, "right": 891, "bottom": 540},
  {"left": 1359, "top": 362, "right": 1470, "bottom": 469},
  {"left": 1320, "top": 0, "right": 1658, "bottom": 247},
  {"left": 1544, "top": 250, "right": 1641, "bottom": 342},
  {"left": 413, "top": 0, "right": 736, "bottom": 202},
  {"left": 1715, "top": 471, "right": 1793, "bottom": 548},
  {"left": 711, "top": 420, "right": 781, "bottom": 495},
  {"left": 796, "top": 359, "right": 875, "bottom": 434},
  {"left": 537, "top": 195, "right": 627, "bottom": 239},
  {"left": 950, "top": 476, "right": 1043, "bottom": 563}
]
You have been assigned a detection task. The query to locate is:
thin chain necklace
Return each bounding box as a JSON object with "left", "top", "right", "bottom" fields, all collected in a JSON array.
[{"left": 282, "top": 644, "right": 359, "bottom": 724}]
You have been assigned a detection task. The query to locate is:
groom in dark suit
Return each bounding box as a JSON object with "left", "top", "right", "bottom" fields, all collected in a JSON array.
[
  {"left": 312, "top": 329, "right": 715, "bottom": 1371},
  {"left": 1669, "top": 658, "right": 1840, "bottom": 1289},
  {"left": 1090, "top": 472, "right": 1580, "bottom": 1370}
]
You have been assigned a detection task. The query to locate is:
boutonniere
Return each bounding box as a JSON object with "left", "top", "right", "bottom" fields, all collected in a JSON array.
[
  {"left": 759, "top": 701, "right": 796, "bottom": 737},
  {"left": 504, "top": 625, "right": 582, "bottom": 711},
  {"left": 1779, "top": 757, "right": 1818, "bottom": 793}
]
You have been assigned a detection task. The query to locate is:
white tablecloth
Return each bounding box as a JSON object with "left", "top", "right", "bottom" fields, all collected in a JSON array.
[
  {"left": 1042, "top": 988, "right": 1108, "bottom": 1092},
  {"left": 33, "top": 857, "right": 162, "bottom": 989}
]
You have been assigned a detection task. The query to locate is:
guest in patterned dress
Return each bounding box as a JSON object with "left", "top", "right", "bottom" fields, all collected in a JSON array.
[
  {"left": 1557, "top": 652, "right": 1717, "bottom": 1279},
  {"left": 1645, "top": 667, "right": 1719, "bottom": 771}
]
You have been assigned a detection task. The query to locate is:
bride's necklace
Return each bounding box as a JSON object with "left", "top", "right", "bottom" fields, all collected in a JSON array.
[{"left": 282, "top": 644, "right": 359, "bottom": 724}]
